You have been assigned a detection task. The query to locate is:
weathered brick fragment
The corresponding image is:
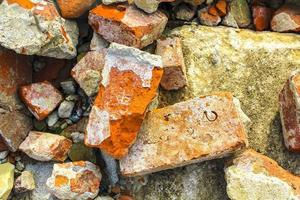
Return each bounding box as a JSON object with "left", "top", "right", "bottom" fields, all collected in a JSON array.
[
  {"left": 88, "top": 4, "right": 167, "bottom": 49},
  {"left": 120, "top": 93, "right": 248, "bottom": 176},
  {"left": 46, "top": 161, "right": 101, "bottom": 200},
  {"left": 0, "top": 111, "right": 32, "bottom": 152},
  {"left": 71, "top": 51, "right": 106, "bottom": 96},
  {"left": 156, "top": 37, "right": 187, "bottom": 90},
  {"left": 85, "top": 43, "right": 163, "bottom": 159},
  {"left": 57, "top": 0, "right": 96, "bottom": 18},
  {"left": 279, "top": 70, "right": 300, "bottom": 152},
  {"left": 19, "top": 81, "right": 63, "bottom": 120},
  {"left": 225, "top": 149, "right": 300, "bottom": 199},
  {"left": 19, "top": 131, "right": 72, "bottom": 162}
]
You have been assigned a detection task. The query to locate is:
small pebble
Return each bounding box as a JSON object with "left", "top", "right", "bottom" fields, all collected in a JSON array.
[
  {"left": 16, "top": 161, "right": 25, "bottom": 171},
  {"left": 0, "top": 150, "right": 9, "bottom": 160},
  {"left": 58, "top": 100, "right": 75, "bottom": 118},
  {"left": 71, "top": 132, "right": 84, "bottom": 143}
]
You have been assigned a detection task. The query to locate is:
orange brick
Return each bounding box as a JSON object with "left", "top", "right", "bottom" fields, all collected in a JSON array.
[
  {"left": 85, "top": 43, "right": 163, "bottom": 159},
  {"left": 19, "top": 81, "right": 63, "bottom": 120},
  {"left": 120, "top": 93, "right": 248, "bottom": 176},
  {"left": 57, "top": 0, "right": 96, "bottom": 18},
  {"left": 88, "top": 4, "right": 167, "bottom": 49}
]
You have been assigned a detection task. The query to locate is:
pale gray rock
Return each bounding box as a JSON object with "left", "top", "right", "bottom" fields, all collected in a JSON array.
[
  {"left": 58, "top": 100, "right": 75, "bottom": 118},
  {"left": 46, "top": 111, "right": 59, "bottom": 127},
  {"left": 101, "top": 151, "right": 119, "bottom": 185},
  {"left": 0, "top": 0, "right": 78, "bottom": 59},
  {"left": 102, "top": 0, "right": 126, "bottom": 5},
  {"left": 90, "top": 32, "right": 109, "bottom": 52},
  {"left": 60, "top": 81, "right": 76, "bottom": 95},
  {"left": 123, "top": 25, "right": 300, "bottom": 199}
]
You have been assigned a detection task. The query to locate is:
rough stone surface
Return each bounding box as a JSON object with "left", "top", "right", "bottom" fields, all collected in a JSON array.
[
  {"left": 183, "top": 0, "right": 205, "bottom": 6},
  {"left": 174, "top": 3, "right": 196, "bottom": 21},
  {"left": 19, "top": 81, "right": 63, "bottom": 120},
  {"left": 252, "top": 5, "right": 273, "bottom": 31},
  {"left": 85, "top": 43, "right": 163, "bottom": 159},
  {"left": 0, "top": 0, "right": 78, "bottom": 59},
  {"left": 14, "top": 171, "right": 35, "bottom": 193},
  {"left": 71, "top": 50, "right": 106, "bottom": 96},
  {"left": 19, "top": 131, "right": 72, "bottom": 162},
  {"left": 226, "top": 0, "right": 251, "bottom": 28},
  {"left": 120, "top": 93, "right": 248, "bottom": 176},
  {"left": 124, "top": 25, "right": 300, "bottom": 199},
  {"left": 57, "top": 0, "right": 96, "bottom": 18},
  {"left": 156, "top": 37, "right": 187, "bottom": 90},
  {"left": 0, "top": 162, "right": 14, "bottom": 200},
  {"left": 46, "top": 161, "right": 102, "bottom": 200},
  {"left": 225, "top": 149, "right": 300, "bottom": 199},
  {"left": 0, "top": 111, "right": 32, "bottom": 152},
  {"left": 279, "top": 70, "right": 300, "bottom": 152},
  {"left": 0, "top": 47, "right": 32, "bottom": 111},
  {"left": 88, "top": 4, "right": 168, "bottom": 49},
  {"left": 271, "top": 4, "right": 300, "bottom": 32}
]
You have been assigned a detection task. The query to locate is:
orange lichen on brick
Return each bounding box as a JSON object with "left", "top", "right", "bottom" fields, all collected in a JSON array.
[
  {"left": 55, "top": 175, "right": 69, "bottom": 187},
  {"left": 7, "top": 0, "right": 35, "bottom": 9},
  {"left": 88, "top": 67, "right": 163, "bottom": 159},
  {"left": 90, "top": 4, "right": 126, "bottom": 21},
  {"left": 208, "top": 6, "right": 219, "bottom": 16},
  {"left": 215, "top": 0, "right": 227, "bottom": 17},
  {"left": 88, "top": 4, "right": 167, "bottom": 49}
]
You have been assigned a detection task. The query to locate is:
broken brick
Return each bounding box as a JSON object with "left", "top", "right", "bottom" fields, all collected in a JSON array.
[
  {"left": 88, "top": 4, "right": 168, "bottom": 49},
  {"left": 71, "top": 51, "right": 106, "bottom": 96},
  {"left": 85, "top": 43, "right": 163, "bottom": 159},
  {"left": 46, "top": 161, "right": 101, "bottom": 200},
  {"left": 271, "top": 4, "right": 300, "bottom": 32},
  {"left": 19, "top": 81, "right": 63, "bottom": 121},
  {"left": 19, "top": 131, "right": 72, "bottom": 162},
  {"left": 225, "top": 149, "right": 300, "bottom": 199},
  {"left": 156, "top": 37, "right": 187, "bottom": 90},
  {"left": 0, "top": 47, "right": 32, "bottom": 111},
  {"left": 279, "top": 70, "right": 300, "bottom": 152},
  {"left": 0, "top": 111, "right": 32, "bottom": 152},
  {"left": 252, "top": 5, "right": 273, "bottom": 31},
  {"left": 120, "top": 92, "right": 248, "bottom": 176},
  {"left": 57, "top": 0, "right": 96, "bottom": 18}
]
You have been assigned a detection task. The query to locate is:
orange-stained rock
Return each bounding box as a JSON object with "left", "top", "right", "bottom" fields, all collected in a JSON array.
[
  {"left": 120, "top": 93, "right": 248, "bottom": 176},
  {"left": 19, "top": 81, "right": 63, "bottom": 120},
  {"left": 279, "top": 70, "right": 300, "bottom": 152},
  {"left": 198, "top": 7, "right": 221, "bottom": 26},
  {"left": 252, "top": 5, "right": 273, "bottom": 31},
  {"left": 46, "top": 161, "right": 102, "bottom": 199},
  {"left": 215, "top": 0, "right": 227, "bottom": 17},
  {"left": 85, "top": 43, "right": 163, "bottom": 159},
  {"left": 0, "top": 47, "right": 32, "bottom": 111},
  {"left": 271, "top": 4, "right": 300, "bottom": 32},
  {"left": 88, "top": 4, "right": 168, "bottom": 49},
  {"left": 19, "top": 131, "right": 72, "bottom": 162},
  {"left": 57, "top": 0, "right": 96, "bottom": 18},
  {"left": 156, "top": 37, "right": 187, "bottom": 90},
  {"left": 0, "top": 110, "right": 32, "bottom": 152},
  {"left": 225, "top": 149, "right": 300, "bottom": 199},
  {"left": 71, "top": 51, "right": 106, "bottom": 96}
]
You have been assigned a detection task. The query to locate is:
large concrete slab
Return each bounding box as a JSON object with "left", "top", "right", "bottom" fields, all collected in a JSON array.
[{"left": 124, "top": 25, "right": 300, "bottom": 200}]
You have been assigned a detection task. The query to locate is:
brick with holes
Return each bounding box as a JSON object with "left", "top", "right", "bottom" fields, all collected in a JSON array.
[{"left": 120, "top": 92, "right": 248, "bottom": 176}]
